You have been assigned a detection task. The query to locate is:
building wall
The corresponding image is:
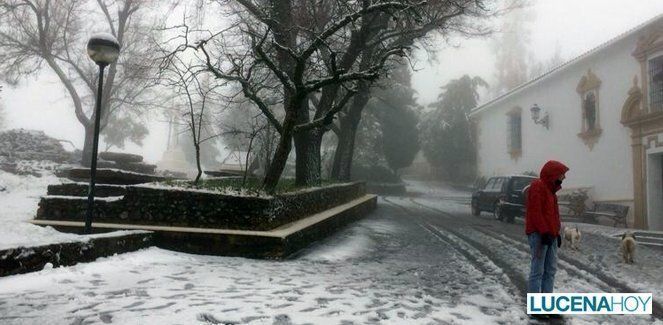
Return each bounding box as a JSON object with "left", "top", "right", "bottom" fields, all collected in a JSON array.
[{"left": 473, "top": 33, "right": 641, "bottom": 204}]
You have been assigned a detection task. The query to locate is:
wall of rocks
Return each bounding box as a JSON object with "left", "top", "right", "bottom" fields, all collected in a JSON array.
[
  {"left": 55, "top": 168, "right": 170, "bottom": 185},
  {"left": 47, "top": 183, "right": 128, "bottom": 197},
  {"left": 36, "top": 182, "right": 366, "bottom": 231},
  {"left": 97, "top": 152, "right": 157, "bottom": 175},
  {"left": 0, "top": 231, "right": 154, "bottom": 277},
  {"left": 0, "top": 129, "right": 72, "bottom": 163}
]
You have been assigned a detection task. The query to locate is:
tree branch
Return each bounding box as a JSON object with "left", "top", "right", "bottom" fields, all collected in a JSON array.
[{"left": 294, "top": 87, "right": 356, "bottom": 132}]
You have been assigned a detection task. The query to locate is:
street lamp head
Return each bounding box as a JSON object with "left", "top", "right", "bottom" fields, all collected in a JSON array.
[{"left": 87, "top": 33, "right": 120, "bottom": 65}]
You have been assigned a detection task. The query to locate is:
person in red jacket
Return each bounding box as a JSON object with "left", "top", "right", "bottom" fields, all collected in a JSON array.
[{"left": 526, "top": 160, "right": 569, "bottom": 295}]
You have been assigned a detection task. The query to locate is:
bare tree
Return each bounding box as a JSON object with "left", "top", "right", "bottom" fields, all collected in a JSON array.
[
  {"left": 0, "top": 0, "right": 166, "bottom": 165},
  {"left": 215, "top": 70, "right": 282, "bottom": 182},
  {"left": 163, "top": 1, "right": 446, "bottom": 191},
  {"left": 313, "top": 0, "right": 494, "bottom": 181},
  {"left": 158, "top": 53, "right": 224, "bottom": 184}
]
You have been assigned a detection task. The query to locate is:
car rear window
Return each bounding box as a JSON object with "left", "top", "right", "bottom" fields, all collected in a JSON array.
[{"left": 511, "top": 177, "right": 533, "bottom": 191}]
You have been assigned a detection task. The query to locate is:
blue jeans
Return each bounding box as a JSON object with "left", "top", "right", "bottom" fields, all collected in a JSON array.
[{"left": 527, "top": 232, "right": 557, "bottom": 293}]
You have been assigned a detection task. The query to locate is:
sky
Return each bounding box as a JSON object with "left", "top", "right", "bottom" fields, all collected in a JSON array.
[
  {"left": 2, "top": 0, "right": 663, "bottom": 164},
  {"left": 411, "top": 0, "right": 663, "bottom": 106}
]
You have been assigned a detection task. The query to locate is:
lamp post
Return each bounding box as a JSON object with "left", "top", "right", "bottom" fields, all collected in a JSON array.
[{"left": 84, "top": 33, "right": 120, "bottom": 234}]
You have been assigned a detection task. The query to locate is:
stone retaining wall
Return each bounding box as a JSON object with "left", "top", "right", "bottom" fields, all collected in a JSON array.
[
  {"left": 47, "top": 183, "right": 127, "bottom": 197},
  {"left": 56, "top": 168, "right": 170, "bottom": 185},
  {"left": 0, "top": 232, "right": 153, "bottom": 277},
  {"left": 272, "top": 183, "right": 366, "bottom": 224},
  {"left": 36, "top": 182, "right": 366, "bottom": 231}
]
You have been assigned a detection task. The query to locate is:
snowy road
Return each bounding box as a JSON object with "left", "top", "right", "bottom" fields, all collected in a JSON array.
[
  {"left": 385, "top": 195, "right": 661, "bottom": 325},
  {"left": 0, "top": 181, "right": 662, "bottom": 324}
]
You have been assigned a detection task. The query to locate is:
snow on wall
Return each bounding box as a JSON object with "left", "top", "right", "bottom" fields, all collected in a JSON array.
[{"left": 473, "top": 31, "right": 639, "bottom": 204}]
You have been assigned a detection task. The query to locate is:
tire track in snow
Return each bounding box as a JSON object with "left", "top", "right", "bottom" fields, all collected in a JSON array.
[
  {"left": 382, "top": 198, "right": 528, "bottom": 307},
  {"left": 474, "top": 227, "right": 617, "bottom": 292},
  {"left": 410, "top": 198, "right": 663, "bottom": 322}
]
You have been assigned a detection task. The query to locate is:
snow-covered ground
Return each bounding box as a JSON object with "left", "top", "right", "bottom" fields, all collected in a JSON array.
[
  {"left": 400, "top": 179, "right": 472, "bottom": 215},
  {"left": 406, "top": 180, "right": 663, "bottom": 311},
  {"left": 0, "top": 206, "right": 526, "bottom": 324},
  {"left": 396, "top": 180, "right": 663, "bottom": 324},
  {"left": 0, "top": 169, "right": 86, "bottom": 250},
  {"left": 1, "top": 175, "right": 662, "bottom": 324}
]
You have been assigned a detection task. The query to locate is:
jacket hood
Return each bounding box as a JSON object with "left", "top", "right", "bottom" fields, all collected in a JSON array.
[{"left": 539, "top": 160, "right": 569, "bottom": 192}]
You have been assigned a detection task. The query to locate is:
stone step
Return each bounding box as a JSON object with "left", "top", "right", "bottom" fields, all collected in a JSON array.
[
  {"left": 47, "top": 183, "right": 128, "bottom": 197},
  {"left": 633, "top": 236, "right": 663, "bottom": 247},
  {"left": 632, "top": 230, "right": 663, "bottom": 240},
  {"left": 99, "top": 152, "right": 143, "bottom": 163},
  {"left": 614, "top": 231, "right": 663, "bottom": 248},
  {"left": 40, "top": 195, "right": 124, "bottom": 202},
  {"left": 97, "top": 161, "right": 157, "bottom": 175},
  {"left": 30, "top": 194, "right": 378, "bottom": 259},
  {"left": 55, "top": 168, "right": 171, "bottom": 185}
]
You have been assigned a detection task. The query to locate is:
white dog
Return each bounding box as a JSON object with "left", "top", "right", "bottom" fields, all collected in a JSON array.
[
  {"left": 620, "top": 232, "right": 637, "bottom": 264},
  {"left": 564, "top": 226, "right": 581, "bottom": 250}
]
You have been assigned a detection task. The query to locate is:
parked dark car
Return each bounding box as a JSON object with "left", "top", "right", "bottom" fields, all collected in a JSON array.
[{"left": 471, "top": 175, "right": 536, "bottom": 222}]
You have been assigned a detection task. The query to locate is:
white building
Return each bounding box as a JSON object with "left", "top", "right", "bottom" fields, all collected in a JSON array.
[{"left": 469, "top": 14, "right": 663, "bottom": 230}]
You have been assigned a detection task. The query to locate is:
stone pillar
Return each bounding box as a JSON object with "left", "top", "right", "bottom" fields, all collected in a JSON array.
[{"left": 631, "top": 135, "right": 647, "bottom": 229}]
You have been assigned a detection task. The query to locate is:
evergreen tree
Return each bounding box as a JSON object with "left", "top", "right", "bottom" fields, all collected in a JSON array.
[
  {"left": 354, "top": 63, "right": 420, "bottom": 177},
  {"left": 420, "top": 75, "right": 487, "bottom": 182}
]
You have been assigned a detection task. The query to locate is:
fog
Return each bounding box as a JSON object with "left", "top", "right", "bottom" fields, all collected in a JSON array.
[
  {"left": 412, "top": 0, "right": 663, "bottom": 106},
  {"left": 1, "top": 0, "right": 662, "bottom": 164}
]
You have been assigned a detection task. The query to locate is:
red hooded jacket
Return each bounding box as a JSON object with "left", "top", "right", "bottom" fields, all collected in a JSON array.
[{"left": 525, "top": 160, "right": 569, "bottom": 236}]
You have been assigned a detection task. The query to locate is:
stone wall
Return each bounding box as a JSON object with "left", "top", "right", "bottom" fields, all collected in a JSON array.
[
  {"left": 120, "top": 186, "right": 274, "bottom": 229},
  {"left": 56, "top": 168, "right": 170, "bottom": 185},
  {"left": 36, "top": 196, "right": 123, "bottom": 221},
  {"left": 0, "top": 232, "right": 153, "bottom": 277},
  {"left": 47, "top": 183, "right": 127, "bottom": 197},
  {"left": 271, "top": 183, "right": 366, "bottom": 225},
  {"left": 36, "top": 182, "right": 366, "bottom": 231},
  {"left": 0, "top": 129, "right": 72, "bottom": 163}
]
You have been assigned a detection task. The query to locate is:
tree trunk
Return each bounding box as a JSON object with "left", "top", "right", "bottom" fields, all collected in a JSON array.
[
  {"left": 194, "top": 143, "right": 202, "bottom": 184},
  {"left": 81, "top": 123, "right": 95, "bottom": 167},
  {"left": 263, "top": 108, "right": 298, "bottom": 193},
  {"left": 294, "top": 96, "right": 325, "bottom": 186},
  {"left": 330, "top": 116, "right": 360, "bottom": 181},
  {"left": 263, "top": 132, "right": 292, "bottom": 193},
  {"left": 260, "top": 0, "right": 297, "bottom": 193},
  {"left": 243, "top": 134, "right": 256, "bottom": 186},
  {"left": 294, "top": 128, "right": 323, "bottom": 186},
  {"left": 331, "top": 84, "right": 370, "bottom": 181}
]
